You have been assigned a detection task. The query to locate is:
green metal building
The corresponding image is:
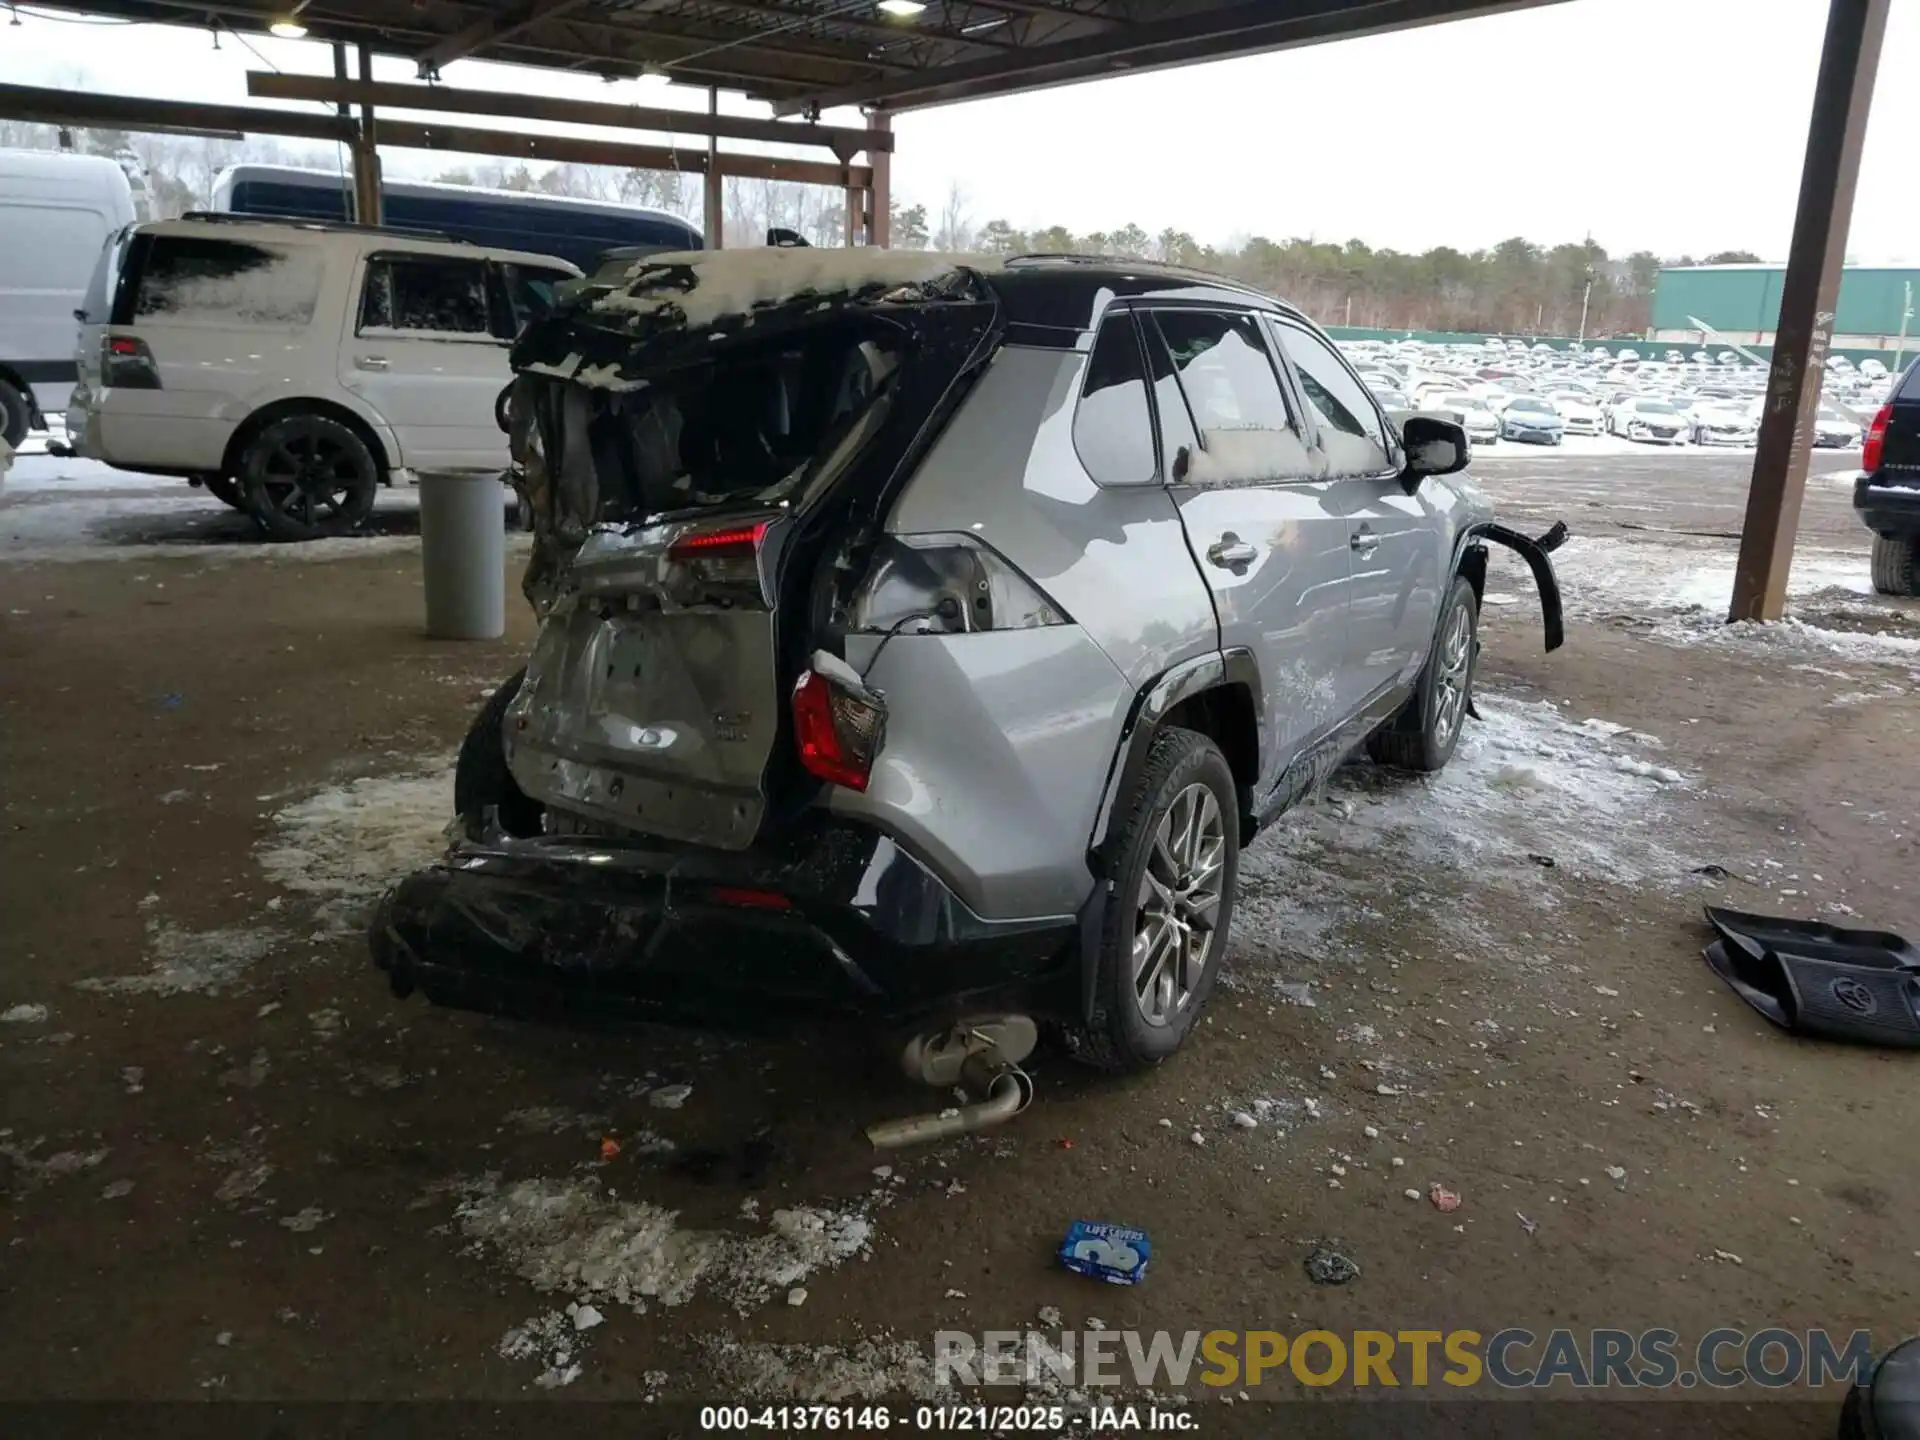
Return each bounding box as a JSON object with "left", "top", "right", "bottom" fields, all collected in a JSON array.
[{"left": 1653, "top": 264, "right": 1918, "bottom": 358}]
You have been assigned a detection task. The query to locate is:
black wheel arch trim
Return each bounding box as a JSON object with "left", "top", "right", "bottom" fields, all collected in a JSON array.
[
  {"left": 1078, "top": 646, "right": 1260, "bottom": 1025},
  {"left": 1454, "top": 520, "right": 1567, "bottom": 653}
]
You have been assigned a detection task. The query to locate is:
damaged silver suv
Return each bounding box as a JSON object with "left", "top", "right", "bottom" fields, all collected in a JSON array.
[{"left": 371, "top": 250, "right": 1563, "bottom": 1082}]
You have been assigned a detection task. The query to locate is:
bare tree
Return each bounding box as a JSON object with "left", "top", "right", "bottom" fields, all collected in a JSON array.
[{"left": 932, "top": 181, "right": 971, "bottom": 252}]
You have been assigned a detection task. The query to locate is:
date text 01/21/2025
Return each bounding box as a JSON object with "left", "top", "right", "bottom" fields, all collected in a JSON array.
[{"left": 697, "top": 1404, "right": 1197, "bottom": 1431}]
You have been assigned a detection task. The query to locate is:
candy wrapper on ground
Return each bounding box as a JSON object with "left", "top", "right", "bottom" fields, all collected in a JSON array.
[{"left": 1058, "top": 1221, "right": 1150, "bottom": 1285}]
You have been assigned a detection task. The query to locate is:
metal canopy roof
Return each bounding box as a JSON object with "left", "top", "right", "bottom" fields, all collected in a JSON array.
[{"left": 25, "top": 0, "right": 1561, "bottom": 115}]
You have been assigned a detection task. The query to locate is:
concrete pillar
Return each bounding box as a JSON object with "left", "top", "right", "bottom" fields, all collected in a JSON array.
[
  {"left": 418, "top": 474, "right": 506, "bottom": 640},
  {"left": 702, "top": 86, "right": 723, "bottom": 249},
  {"left": 1728, "top": 0, "right": 1889, "bottom": 622}
]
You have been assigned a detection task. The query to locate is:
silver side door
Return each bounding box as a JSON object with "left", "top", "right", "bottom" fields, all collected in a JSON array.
[
  {"left": 1269, "top": 315, "right": 1444, "bottom": 718},
  {"left": 1140, "top": 306, "right": 1352, "bottom": 800}
]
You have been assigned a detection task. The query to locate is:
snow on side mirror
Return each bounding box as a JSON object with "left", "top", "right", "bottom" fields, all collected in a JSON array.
[{"left": 1399, "top": 413, "right": 1469, "bottom": 492}]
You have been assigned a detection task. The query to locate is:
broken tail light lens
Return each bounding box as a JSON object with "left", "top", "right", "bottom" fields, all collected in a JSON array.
[
  {"left": 792, "top": 668, "right": 885, "bottom": 792},
  {"left": 1864, "top": 402, "right": 1892, "bottom": 473},
  {"left": 850, "top": 534, "right": 1069, "bottom": 636},
  {"left": 664, "top": 518, "right": 771, "bottom": 596},
  {"left": 102, "top": 334, "right": 161, "bottom": 389}
]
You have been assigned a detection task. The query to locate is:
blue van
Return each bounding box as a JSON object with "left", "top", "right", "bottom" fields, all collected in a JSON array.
[{"left": 210, "top": 164, "right": 701, "bottom": 273}]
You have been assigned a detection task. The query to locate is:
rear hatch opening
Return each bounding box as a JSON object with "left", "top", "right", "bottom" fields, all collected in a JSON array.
[{"left": 501, "top": 253, "right": 1003, "bottom": 851}]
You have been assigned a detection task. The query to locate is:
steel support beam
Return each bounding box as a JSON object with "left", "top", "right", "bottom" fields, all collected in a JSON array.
[
  {"left": 247, "top": 71, "right": 892, "bottom": 154},
  {"left": 352, "top": 44, "right": 384, "bottom": 227},
  {"left": 1728, "top": 0, "right": 1889, "bottom": 623},
  {"left": 703, "top": 86, "right": 724, "bottom": 250},
  {"left": 374, "top": 119, "right": 871, "bottom": 189},
  {"left": 416, "top": 0, "right": 592, "bottom": 75},
  {"left": 0, "top": 81, "right": 354, "bottom": 143},
  {"left": 867, "top": 107, "right": 891, "bottom": 247}
]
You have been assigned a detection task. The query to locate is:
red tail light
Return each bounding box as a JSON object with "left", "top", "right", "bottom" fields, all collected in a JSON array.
[
  {"left": 792, "top": 668, "right": 886, "bottom": 792},
  {"left": 707, "top": 884, "right": 792, "bottom": 911},
  {"left": 1863, "top": 402, "right": 1892, "bottom": 473},
  {"left": 667, "top": 520, "right": 770, "bottom": 559},
  {"left": 101, "top": 334, "right": 161, "bottom": 390}
]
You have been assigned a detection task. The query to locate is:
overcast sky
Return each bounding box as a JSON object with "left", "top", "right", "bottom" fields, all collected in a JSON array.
[{"left": 4, "top": 0, "right": 1915, "bottom": 261}]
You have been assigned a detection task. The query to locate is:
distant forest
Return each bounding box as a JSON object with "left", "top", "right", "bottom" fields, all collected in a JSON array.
[{"left": 3, "top": 120, "right": 1766, "bottom": 337}]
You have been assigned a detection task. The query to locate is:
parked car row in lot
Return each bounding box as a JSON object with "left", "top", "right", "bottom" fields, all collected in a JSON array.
[{"left": 1348, "top": 333, "right": 1896, "bottom": 452}]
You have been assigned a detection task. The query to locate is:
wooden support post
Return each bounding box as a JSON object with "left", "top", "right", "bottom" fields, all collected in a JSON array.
[
  {"left": 868, "top": 108, "right": 891, "bottom": 248},
  {"left": 1729, "top": 0, "right": 1889, "bottom": 622},
  {"left": 352, "top": 44, "right": 383, "bottom": 227},
  {"left": 702, "top": 86, "right": 723, "bottom": 250}
]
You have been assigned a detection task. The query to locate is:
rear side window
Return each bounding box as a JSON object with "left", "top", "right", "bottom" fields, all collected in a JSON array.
[
  {"left": 1146, "top": 309, "right": 1310, "bottom": 486},
  {"left": 80, "top": 226, "right": 130, "bottom": 324},
  {"left": 1897, "top": 362, "right": 1920, "bottom": 402},
  {"left": 1271, "top": 318, "right": 1393, "bottom": 476},
  {"left": 359, "top": 254, "right": 491, "bottom": 336},
  {"left": 498, "top": 264, "right": 574, "bottom": 336},
  {"left": 1073, "top": 314, "right": 1157, "bottom": 486},
  {"left": 122, "top": 234, "right": 321, "bottom": 326}
]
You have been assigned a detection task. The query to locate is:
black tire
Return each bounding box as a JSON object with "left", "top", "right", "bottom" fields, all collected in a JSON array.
[
  {"left": 1871, "top": 533, "right": 1920, "bottom": 598},
  {"left": 238, "top": 412, "right": 379, "bottom": 542},
  {"left": 0, "top": 378, "right": 30, "bottom": 450},
  {"left": 454, "top": 668, "right": 544, "bottom": 839},
  {"left": 1066, "top": 727, "right": 1239, "bottom": 1074},
  {"left": 1368, "top": 574, "right": 1480, "bottom": 773},
  {"left": 201, "top": 474, "right": 248, "bottom": 512}
]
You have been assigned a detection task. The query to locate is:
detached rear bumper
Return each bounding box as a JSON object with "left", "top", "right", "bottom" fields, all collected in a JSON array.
[
  {"left": 369, "top": 817, "right": 1079, "bottom": 1034},
  {"left": 1855, "top": 473, "right": 1920, "bottom": 540}
]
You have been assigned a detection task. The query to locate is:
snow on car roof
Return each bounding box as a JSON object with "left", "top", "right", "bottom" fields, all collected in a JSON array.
[{"left": 590, "top": 247, "right": 1000, "bottom": 330}]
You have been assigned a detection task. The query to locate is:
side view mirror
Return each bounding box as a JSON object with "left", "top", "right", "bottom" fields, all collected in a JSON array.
[{"left": 1399, "top": 414, "right": 1470, "bottom": 490}]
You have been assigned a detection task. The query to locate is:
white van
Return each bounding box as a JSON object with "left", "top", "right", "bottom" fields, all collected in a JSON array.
[
  {"left": 0, "top": 150, "right": 139, "bottom": 447},
  {"left": 66, "top": 214, "right": 578, "bottom": 539}
]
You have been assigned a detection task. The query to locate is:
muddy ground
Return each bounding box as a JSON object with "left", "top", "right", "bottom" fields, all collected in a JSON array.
[{"left": 2, "top": 450, "right": 1916, "bottom": 1436}]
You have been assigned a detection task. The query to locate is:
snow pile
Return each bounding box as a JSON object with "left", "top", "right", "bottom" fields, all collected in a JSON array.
[
  {"left": 499, "top": 1310, "right": 586, "bottom": 1390},
  {"left": 256, "top": 761, "right": 454, "bottom": 935},
  {"left": 700, "top": 1337, "right": 952, "bottom": 1403},
  {"left": 1, "top": 1003, "right": 49, "bottom": 1025},
  {"left": 592, "top": 249, "right": 993, "bottom": 331},
  {"left": 77, "top": 918, "right": 284, "bottom": 997},
  {"left": 454, "top": 1175, "right": 872, "bottom": 1316},
  {"left": 1232, "top": 693, "right": 1698, "bottom": 973}
]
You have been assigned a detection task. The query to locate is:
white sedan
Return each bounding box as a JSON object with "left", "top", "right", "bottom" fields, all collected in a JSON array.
[
  {"left": 1609, "top": 398, "right": 1689, "bottom": 445},
  {"left": 1548, "top": 392, "right": 1604, "bottom": 435}
]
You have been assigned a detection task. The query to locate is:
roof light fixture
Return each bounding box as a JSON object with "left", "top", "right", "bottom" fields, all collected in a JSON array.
[
  {"left": 877, "top": 0, "right": 926, "bottom": 16},
  {"left": 268, "top": 14, "right": 307, "bottom": 35}
]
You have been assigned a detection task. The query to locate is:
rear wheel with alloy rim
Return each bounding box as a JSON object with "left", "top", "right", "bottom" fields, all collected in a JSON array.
[
  {"left": 240, "top": 413, "right": 379, "bottom": 542},
  {"left": 1068, "top": 727, "right": 1239, "bottom": 1072}
]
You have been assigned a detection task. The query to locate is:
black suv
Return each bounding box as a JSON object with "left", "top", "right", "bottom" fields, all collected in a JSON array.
[{"left": 1856, "top": 360, "right": 1920, "bottom": 595}]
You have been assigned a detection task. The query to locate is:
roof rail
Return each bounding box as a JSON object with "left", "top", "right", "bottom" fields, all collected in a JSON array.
[
  {"left": 176, "top": 210, "right": 462, "bottom": 243},
  {"left": 1003, "top": 250, "right": 1254, "bottom": 290}
]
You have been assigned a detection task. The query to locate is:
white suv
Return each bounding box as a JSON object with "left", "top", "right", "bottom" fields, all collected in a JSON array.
[{"left": 66, "top": 215, "right": 578, "bottom": 539}]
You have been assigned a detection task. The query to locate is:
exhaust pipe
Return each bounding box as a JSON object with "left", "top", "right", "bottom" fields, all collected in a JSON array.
[{"left": 865, "top": 1061, "right": 1033, "bottom": 1150}]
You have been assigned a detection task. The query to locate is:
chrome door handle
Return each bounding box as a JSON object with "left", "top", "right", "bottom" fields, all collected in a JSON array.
[
  {"left": 1350, "top": 527, "right": 1380, "bottom": 555},
  {"left": 355, "top": 354, "right": 390, "bottom": 371},
  {"left": 1207, "top": 536, "right": 1257, "bottom": 568}
]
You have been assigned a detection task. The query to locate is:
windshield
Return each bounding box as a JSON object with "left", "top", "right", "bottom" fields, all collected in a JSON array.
[
  {"left": 1550, "top": 393, "right": 1589, "bottom": 407},
  {"left": 1508, "top": 398, "right": 1552, "bottom": 413},
  {"left": 1636, "top": 400, "right": 1679, "bottom": 415}
]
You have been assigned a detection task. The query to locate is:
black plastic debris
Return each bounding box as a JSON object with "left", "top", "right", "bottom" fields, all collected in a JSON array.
[
  {"left": 1702, "top": 906, "right": 1920, "bottom": 1049},
  {"left": 1304, "top": 1246, "right": 1360, "bottom": 1286},
  {"left": 1692, "top": 864, "right": 1732, "bottom": 881},
  {"left": 1529, "top": 854, "right": 1557, "bottom": 869}
]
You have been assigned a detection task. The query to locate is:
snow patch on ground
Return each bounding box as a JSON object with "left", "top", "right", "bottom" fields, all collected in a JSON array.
[
  {"left": 700, "top": 1337, "right": 951, "bottom": 1402},
  {"left": 1546, "top": 534, "right": 1876, "bottom": 620},
  {"left": 1, "top": 1003, "right": 50, "bottom": 1024},
  {"left": 256, "top": 761, "right": 454, "bottom": 935},
  {"left": 1230, "top": 693, "right": 1700, "bottom": 979},
  {"left": 453, "top": 1175, "right": 872, "bottom": 1317},
  {"left": 77, "top": 918, "right": 286, "bottom": 997}
]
